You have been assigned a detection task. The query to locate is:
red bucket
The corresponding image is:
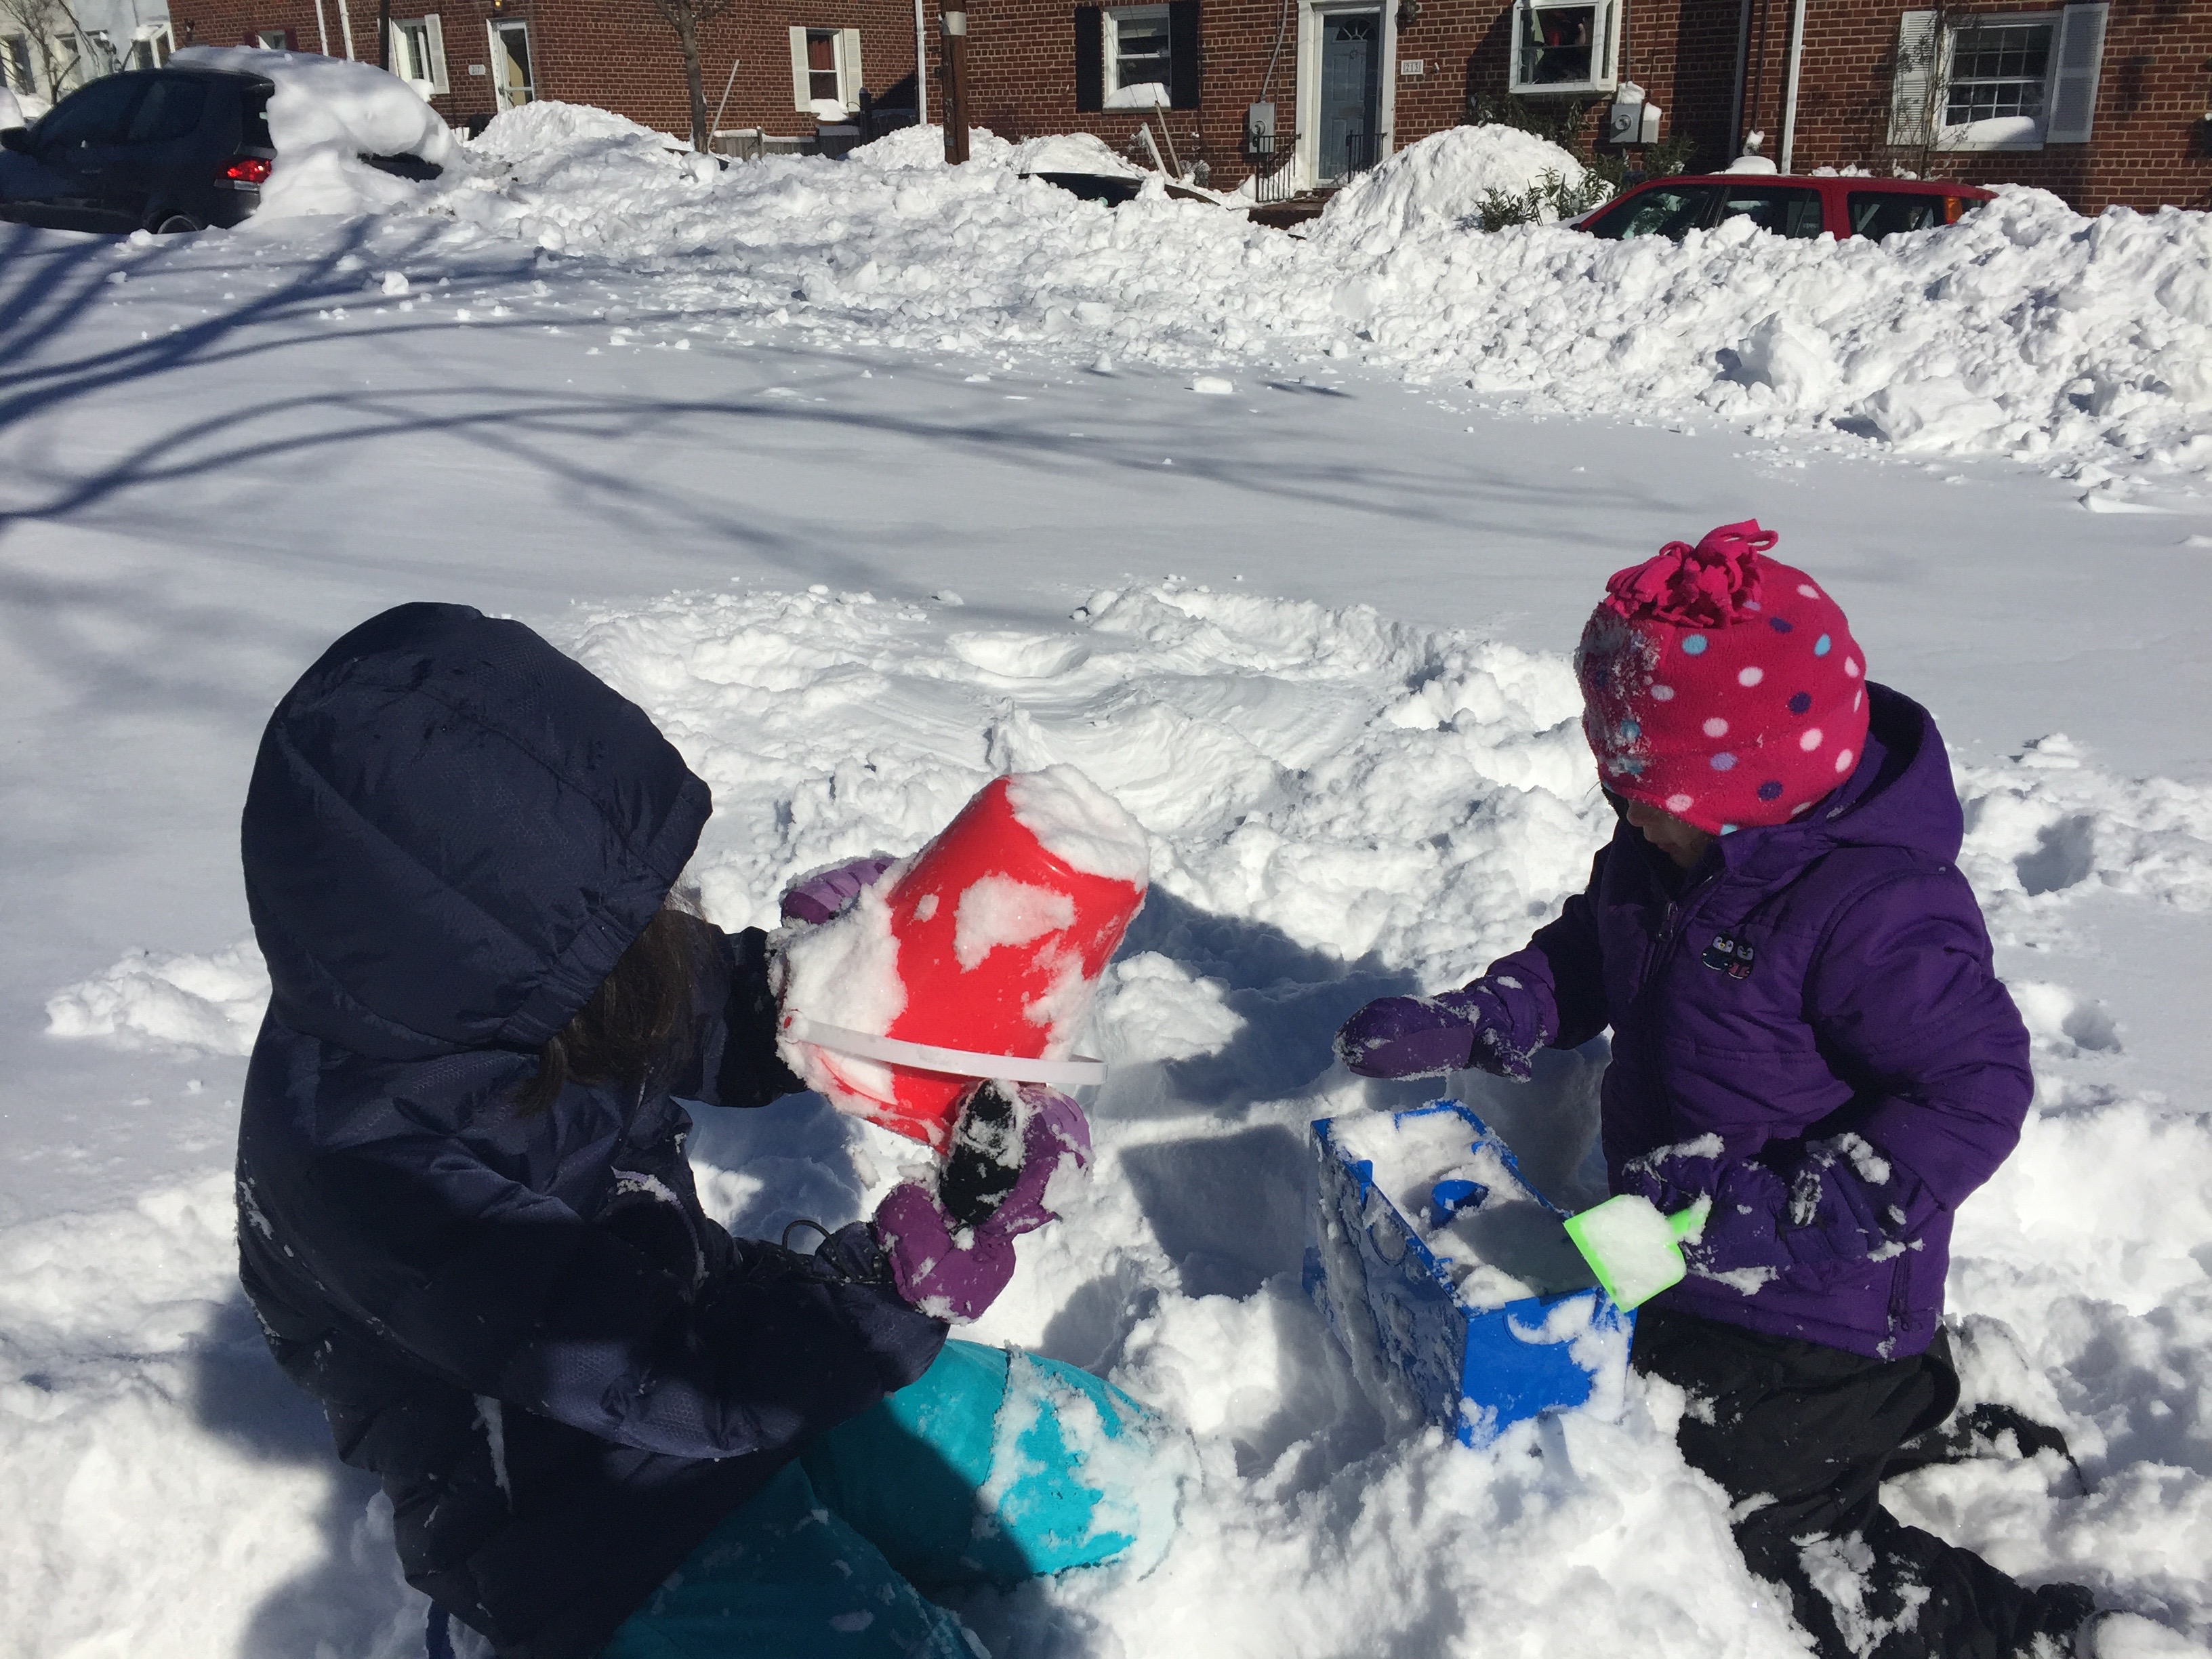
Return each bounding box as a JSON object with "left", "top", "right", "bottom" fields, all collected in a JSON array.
[{"left": 777, "top": 766, "right": 1149, "bottom": 1148}]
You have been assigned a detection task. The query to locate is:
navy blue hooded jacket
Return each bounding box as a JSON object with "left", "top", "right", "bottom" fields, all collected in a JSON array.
[{"left": 234, "top": 605, "right": 946, "bottom": 1659}]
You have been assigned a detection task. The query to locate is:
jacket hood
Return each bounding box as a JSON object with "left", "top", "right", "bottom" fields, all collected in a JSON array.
[
  {"left": 241, "top": 603, "right": 711, "bottom": 1062},
  {"left": 1717, "top": 682, "right": 1961, "bottom": 880}
]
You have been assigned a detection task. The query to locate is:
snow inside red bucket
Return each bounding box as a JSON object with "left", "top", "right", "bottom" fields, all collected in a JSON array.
[{"left": 775, "top": 766, "right": 1149, "bottom": 1148}]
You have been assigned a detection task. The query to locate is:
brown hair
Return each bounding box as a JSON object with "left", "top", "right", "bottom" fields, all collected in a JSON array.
[{"left": 513, "top": 902, "right": 699, "bottom": 1113}]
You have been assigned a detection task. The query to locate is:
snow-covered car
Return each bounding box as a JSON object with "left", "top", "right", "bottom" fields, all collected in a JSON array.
[
  {"left": 1576, "top": 173, "right": 1994, "bottom": 244},
  {"left": 0, "top": 52, "right": 450, "bottom": 234}
]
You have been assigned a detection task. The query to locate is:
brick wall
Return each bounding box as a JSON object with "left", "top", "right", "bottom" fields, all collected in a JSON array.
[
  {"left": 1778, "top": 0, "right": 2209, "bottom": 211},
  {"left": 171, "top": 0, "right": 929, "bottom": 140}
]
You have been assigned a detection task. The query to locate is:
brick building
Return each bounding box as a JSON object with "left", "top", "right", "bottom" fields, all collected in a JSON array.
[
  {"left": 954, "top": 0, "right": 2206, "bottom": 210},
  {"left": 165, "top": 0, "right": 933, "bottom": 142},
  {"left": 158, "top": 0, "right": 2207, "bottom": 210}
]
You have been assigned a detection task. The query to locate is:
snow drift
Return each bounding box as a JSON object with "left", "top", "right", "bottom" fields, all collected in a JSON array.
[
  {"left": 283, "top": 105, "right": 2212, "bottom": 499},
  {"left": 1315, "top": 125, "right": 1593, "bottom": 247}
]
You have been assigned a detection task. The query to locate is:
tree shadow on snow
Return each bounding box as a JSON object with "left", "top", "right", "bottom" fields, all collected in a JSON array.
[{"left": 0, "top": 216, "right": 1660, "bottom": 607}]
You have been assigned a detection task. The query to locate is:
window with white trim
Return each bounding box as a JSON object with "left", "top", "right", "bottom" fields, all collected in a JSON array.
[
  {"left": 1509, "top": 0, "right": 1620, "bottom": 96},
  {"left": 1890, "top": 4, "right": 2106, "bottom": 151},
  {"left": 1104, "top": 5, "right": 1170, "bottom": 107},
  {"left": 254, "top": 28, "right": 288, "bottom": 49},
  {"left": 787, "top": 26, "right": 861, "bottom": 117},
  {"left": 3, "top": 35, "right": 35, "bottom": 94},
  {"left": 390, "top": 16, "right": 449, "bottom": 98}
]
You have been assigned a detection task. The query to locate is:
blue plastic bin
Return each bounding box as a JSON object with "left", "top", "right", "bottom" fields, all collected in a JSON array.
[{"left": 1305, "top": 1102, "right": 1633, "bottom": 1447}]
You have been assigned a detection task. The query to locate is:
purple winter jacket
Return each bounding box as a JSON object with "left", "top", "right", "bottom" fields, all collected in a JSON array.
[{"left": 1479, "top": 683, "right": 2031, "bottom": 1359}]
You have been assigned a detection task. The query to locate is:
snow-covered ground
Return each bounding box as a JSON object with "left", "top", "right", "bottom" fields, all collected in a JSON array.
[{"left": 2, "top": 110, "right": 2209, "bottom": 1659}]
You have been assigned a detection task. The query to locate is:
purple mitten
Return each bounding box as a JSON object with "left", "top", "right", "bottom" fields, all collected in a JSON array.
[
  {"left": 779, "top": 855, "right": 896, "bottom": 926},
  {"left": 989, "top": 1086, "right": 1092, "bottom": 1239},
  {"left": 871, "top": 1181, "right": 1016, "bottom": 1323},
  {"left": 1335, "top": 984, "right": 1535, "bottom": 1081},
  {"left": 869, "top": 1087, "right": 1092, "bottom": 1323}
]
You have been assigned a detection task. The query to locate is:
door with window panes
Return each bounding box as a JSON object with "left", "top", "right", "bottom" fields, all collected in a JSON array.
[{"left": 1315, "top": 9, "right": 1380, "bottom": 182}]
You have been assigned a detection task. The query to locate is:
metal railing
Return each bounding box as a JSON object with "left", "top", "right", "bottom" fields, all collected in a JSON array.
[
  {"left": 1246, "top": 131, "right": 1303, "bottom": 203},
  {"left": 1246, "top": 128, "right": 1388, "bottom": 204}
]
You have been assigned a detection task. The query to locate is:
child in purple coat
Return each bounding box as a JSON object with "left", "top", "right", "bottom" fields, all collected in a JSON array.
[{"left": 1337, "top": 523, "right": 2095, "bottom": 1659}]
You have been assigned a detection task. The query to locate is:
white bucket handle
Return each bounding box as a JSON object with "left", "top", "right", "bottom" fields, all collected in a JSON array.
[{"left": 783, "top": 1016, "right": 1108, "bottom": 1088}]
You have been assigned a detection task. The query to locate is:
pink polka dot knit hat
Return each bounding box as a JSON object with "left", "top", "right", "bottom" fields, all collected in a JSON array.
[{"left": 1574, "top": 520, "right": 1869, "bottom": 835}]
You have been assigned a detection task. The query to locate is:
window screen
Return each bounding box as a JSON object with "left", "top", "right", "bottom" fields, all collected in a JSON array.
[
  {"left": 1944, "top": 21, "right": 2053, "bottom": 125},
  {"left": 1713, "top": 186, "right": 1825, "bottom": 238},
  {"left": 1582, "top": 184, "right": 1717, "bottom": 241},
  {"left": 1109, "top": 6, "right": 1170, "bottom": 96}
]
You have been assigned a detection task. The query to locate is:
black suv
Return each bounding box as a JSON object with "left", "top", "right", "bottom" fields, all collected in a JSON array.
[
  {"left": 1, "top": 66, "right": 279, "bottom": 234},
  {"left": 0, "top": 65, "right": 443, "bottom": 234}
]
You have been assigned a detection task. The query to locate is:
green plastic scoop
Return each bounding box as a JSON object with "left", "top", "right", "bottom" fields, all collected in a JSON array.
[{"left": 1563, "top": 1193, "right": 1712, "bottom": 1311}]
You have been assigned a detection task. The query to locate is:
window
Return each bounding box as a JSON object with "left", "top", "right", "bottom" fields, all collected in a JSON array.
[
  {"left": 1073, "top": 3, "right": 1198, "bottom": 113},
  {"left": 1847, "top": 190, "right": 1975, "bottom": 241},
  {"left": 1712, "top": 184, "right": 1825, "bottom": 238},
  {"left": 129, "top": 24, "right": 175, "bottom": 70},
  {"left": 254, "top": 28, "right": 289, "bottom": 49},
  {"left": 3, "top": 36, "right": 33, "bottom": 94},
  {"left": 1509, "top": 0, "right": 1619, "bottom": 96},
  {"left": 1105, "top": 5, "right": 1170, "bottom": 106},
  {"left": 1945, "top": 20, "right": 2049, "bottom": 124},
  {"left": 33, "top": 74, "right": 142, "bottom": 148},
  {"left": 1582, "top": 182, "right": 1717, "bottom": 241},
  {"left": 390, "top": 16, "right": 449, "bottom": 97},
  {"left": 787, "top": 26, "right": 859, "bottom": 116},
  {"left": 1890, "top": 4, "right": 2106, "bottom": 151},
  {"left": 124, "top": 75, "right": 206, "bottom": 142},
  {"left": 489, "top": 20, "right": 532, "bottom": 110}
]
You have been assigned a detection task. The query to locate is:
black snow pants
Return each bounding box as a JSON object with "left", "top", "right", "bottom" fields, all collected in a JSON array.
[{"left": 1632, "top": 1307, "right": 2090, "bottom": 1659}]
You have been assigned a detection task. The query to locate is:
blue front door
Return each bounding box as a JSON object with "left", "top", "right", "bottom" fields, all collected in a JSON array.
[{"left": 1317, "top": 11, "right": 1381, "bottom": 182}]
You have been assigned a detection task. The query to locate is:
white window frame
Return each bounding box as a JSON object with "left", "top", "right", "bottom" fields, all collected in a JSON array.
[
  {"left": 129, "top": 22, "right": 174, "bottom": 70},
  {"left": 389, "top": 15, "right": 449, "bottom": 98},
  {"left": 787, "top": 26, "right": 861, "bottom": 116},
  {"left": 1507, "top": 0, "right": 1620, "bottom": 97},
  {"left": 487, "top": 18, "right": 533, "bottom": 110},
  {"left": 1103, "top": 4, "right": 1171, "bottom": 108},
  {"left": 3, "top": 33, "right": 36, "bottom": 94},
  {"left": 1891, "top": 3, "right": 2106, "bottom": 153},
  {"left": 1294, "top": 0, "right": 1399, "bottom": 190}
]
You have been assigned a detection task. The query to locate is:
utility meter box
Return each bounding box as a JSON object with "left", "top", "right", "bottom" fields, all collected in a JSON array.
[
  {"left": 1305, "top": 1103, "right": 1633, "bottom": 1447},
  {"left": 1245, "top": 100, "right": 1276, "bottom": 154},
  {"left": 1605, "top": 85, "right": 1662, "bottom": 146}
]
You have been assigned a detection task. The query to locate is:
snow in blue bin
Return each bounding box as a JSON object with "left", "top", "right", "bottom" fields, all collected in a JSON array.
[{"left": 1305, "top": 1102, "right": 1634, "bottom": 1447}]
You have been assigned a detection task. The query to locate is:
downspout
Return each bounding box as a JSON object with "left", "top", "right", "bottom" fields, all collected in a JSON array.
[
  {"left": 1728, "top": 0, "right": 1750, "bottom": 155},
  {"left": 914, "top": 0, "right": 928, "bottom": 123},
  {"left": 1778, "top": 0, "right": 1807, "bottom": 171},
  {"left": 334, "top": 0, "right": 356, "bottom": 59},
  {"left": 312, "top": 0, "right": 329, "bottom": 55}
]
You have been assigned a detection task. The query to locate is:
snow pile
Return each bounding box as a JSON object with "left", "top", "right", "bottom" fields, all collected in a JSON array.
[
  {"left": 1315, "top": 125, "right": 1593, "bottom": 247},
  {"left": 44, "top": 940, "right": 269, "bottom": 1055},
  {"left": 21, "top": 581, "right": 2212, "bottom": 1658},
  {"left": 170, "top": 45, "right": 462, "bottom": 219},
  {"left": 468, "top": 98, "right": 672, "bottom": 161},
  {"left": 307, "top": 110, "right": 2212, "bottom": 494},
  {"left": 1008, "top": 131, "right": 1144, "bottom": 180}
]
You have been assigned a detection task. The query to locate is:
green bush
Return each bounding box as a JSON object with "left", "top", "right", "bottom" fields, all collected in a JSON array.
[{"left": 1462, "top": 92, "right": 1698, "bottom": 229}]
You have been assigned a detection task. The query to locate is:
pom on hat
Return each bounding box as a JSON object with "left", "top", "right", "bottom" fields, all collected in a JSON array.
[{"left": 1576, "top": 520, "right": 1869, "bottom": 836}]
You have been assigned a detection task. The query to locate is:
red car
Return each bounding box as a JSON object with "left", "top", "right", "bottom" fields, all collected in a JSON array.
[{"left": 1573, "top": 171, "right": 1996, "bottom": 243}]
